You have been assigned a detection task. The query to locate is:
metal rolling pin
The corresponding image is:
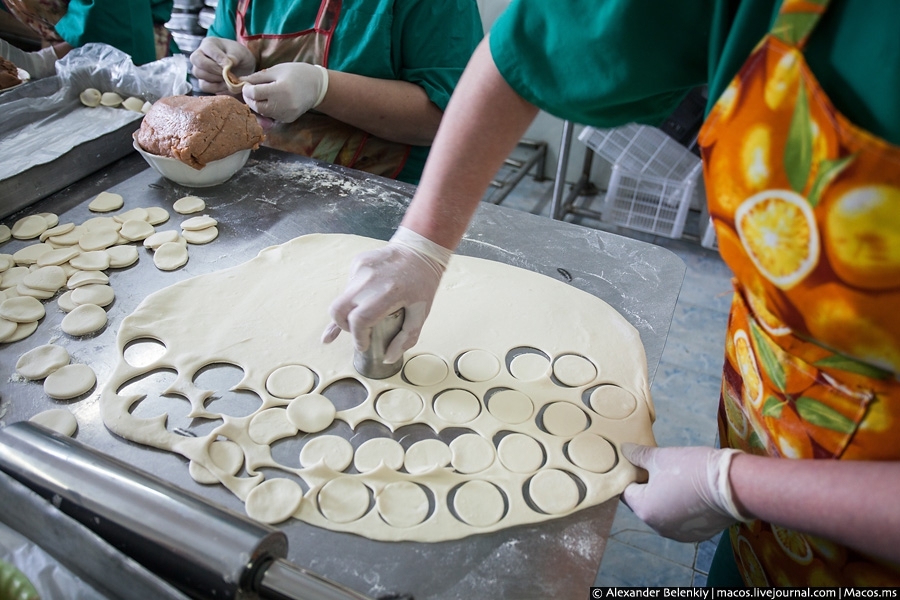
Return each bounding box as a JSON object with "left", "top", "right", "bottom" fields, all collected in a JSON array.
[
  {"left": 354, "top": 308, "right": 405, "bottom": 379},
  {"left": 0, "top": 422, "right": 373, "bottom": 600}
]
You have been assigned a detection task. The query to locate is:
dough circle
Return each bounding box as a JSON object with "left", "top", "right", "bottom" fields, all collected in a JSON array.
[
  {"left": 567, "top": 433, "right": 616, "bottom": 473},
  {"left": 589, "top": 385, "right": 638, "bottom": 419},
  {"left": 403, "top": 354, "right": 448, "bottom": 387},
  {"left": 509, "top": 352, "right": 550, "bottom": 381},
  {"left": 119, "top": 220, "right": 155, "bottom": 242},
  {"left": 16, "top": 344, "right": 70, "bottom": 380},
  {"left": 404, "top": 439, "right": 451, "bottom": 474},
  {"left": 144, "top": 230, "right": 182, "bottom": 250},
  {"left": 37, "top": 247, "right": 79, "bottom": 267},
  {"left": 182, "top": 226, "right": 219, "bottom": 245},
  {"left": 376, "top": 481, "right": 428, "bottom": 528},
  {"left": 23, "top": 265, "right": 66, "bottom": 292},
  {"left": 181, "top": 215, "right": 217, "bottom": 231},
  {"left": 173, "top": 195, "right": 206, "bottom": 214},
  {"left": 12, "top": 215, "right": 48, "bottom": 240},
  {"left": 266, "top": 364, "right": 316, "bottom": 399},
  {"left": 107, "top": 245, "right": 140, "bottom": 268},
  {"left": 0, "top": 296, "right": 45, "bottom": 323},
  {"left": 71, "top": 284, "right": 115, "bottom": 308},
  {"left": 248, "top": 408, "right": 297, "bottom": 445},
  {"left": 189, "top": 439, "right": 244, "bottom": 484},
  {"left": 88, "top": 191, "right": 124, "bottom": 212},
  {"left": 553, "top": 354, "right": 598, "bottom": 387},
  {"left": 433, "top": 389, "right": 480, "bottom": 424},
  {"left": 449, "top": 434, "right": 494, "bottom": 474},
  {"left": 61, "top": 303, "right": 108, "bottom": 336},
  {"left": 43, "top": 363, "right": 96, "bottom": 399},
  {"left": 286, "top": 393, "right": 335, "bottom": 433},
  {"left": 245, "top": 478, "right": 304, "bottom": 524},
  {"left": 487, "top": 389, "right": 534, "bottom": 424},
  {"left": 318, "top": 478, "right": 370, "bottom": 523},
  {"left": 375, "top": 388, "right": 423, "bottom": 423},
  {"left": 154, "top": 242, "right": 189, "bottom": 271},
  {"left": 456, "top": 349, "right": 500, "bottom": 382},
  {"left": 29, "top": 408, "right": 78, "bottom": 436},
  {"left": 497, "top": 433, "right": 544, "bottom": 474},
  {"left": 529, "top": 469, "right": 580, "bottom": 514},
  {"left": 300, "top": 435, "right": 354, "bottom": 471},
  {"left": 0, "top": 318, "right": 16, "bottom": 342},
  {"left": 6, "top": 321, "right": 38, "bottom": 343},
  {"left": 354, "top": 438, "right": 404, "bottom": 472},
  {"left": 79, "top": 229, "right": 119, "bottom": 251},
  {"left": 453, "top": 480, "right": 505, "bottom": 527},
  {"left": 70, "top": 251, "right": 111, "bottom": 271},
  {"left": 541, "top": 401, "right": 588, "bottom": 437}
]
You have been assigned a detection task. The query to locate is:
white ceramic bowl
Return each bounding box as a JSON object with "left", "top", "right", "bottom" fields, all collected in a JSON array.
[{"left": 132, "top": 139, "right": 250, "bottom": 187}]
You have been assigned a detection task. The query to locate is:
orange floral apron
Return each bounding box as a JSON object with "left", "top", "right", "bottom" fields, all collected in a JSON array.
[
  {"left": 1, "top": 0, "right": 170, "bottom": 60},
  {"left": 236, "top": 0, "right": 410, "bottom": 178},
  {"left": 698, "top": 0, "right": 900, "bottom": 587}
]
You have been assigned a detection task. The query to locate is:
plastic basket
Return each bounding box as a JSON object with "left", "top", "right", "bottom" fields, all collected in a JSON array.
[{"left": 578, "top": 124, "right": 702, "bottom": 238}]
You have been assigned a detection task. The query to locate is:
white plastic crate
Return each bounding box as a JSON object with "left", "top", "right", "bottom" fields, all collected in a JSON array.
[{"left": 578, "top": 124, "right": 702, "bottom": 238}]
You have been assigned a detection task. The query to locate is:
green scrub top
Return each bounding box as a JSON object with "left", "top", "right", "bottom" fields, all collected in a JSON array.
[
  {"left": 209, "top": 0, "right": 484, "bottom": 183},
  {"left": 489, "top": 0, "right": 900, "bottom": 146},
  {"left": 54, "top": 0, "right": 173, "bottom": 66}
]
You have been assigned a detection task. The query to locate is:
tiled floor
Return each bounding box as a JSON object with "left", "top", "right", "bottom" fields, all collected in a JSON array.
[{"left": 485, "top": 169, "right": 735, "bottom": 587}]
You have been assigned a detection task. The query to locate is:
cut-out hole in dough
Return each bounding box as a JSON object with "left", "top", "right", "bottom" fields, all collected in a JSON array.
[
  {"left": 451, "top": 480, "right": 507, "bottom": 527},
  {"left": 375, "top": 388, "right": 424, "bottom": 424},
  {"left": 403, "top": 354, "right": 449, "bottom": 387},
  {"left": 321, "top": 378, "right": 368, "bottom": 412},
  {"left": 552, "top": 354, "right": 598, "bottom": 387},
  {"left": 192, "top": 362, "right": 244, "bottom": 394},
  {"left": 538, "top": 401, "right": 590, "bottom": 438},
  {"left": 269, "top": 435, "right": 306, "bottom": 469},
  {"left": 203, "top": 389, "right": 261, "bottom": 418},
  {"left": 266, "top": 364, "right": 316, "bottom": 399},
  {"left": 299, "top": 434, "right": 354, "bottom": 471},
  {"left": 433, "top": 389, "right": 481, "bottom": 424},
  {"left": 485, "top": 388, "right": 534, "bottom": 424},
  {"left": 123, "top": 339, "right": 167, "bottom": 369},
  {"left": 496, "top": 432, "right": 545, "bottom": 474},
  {"left": 455, "top": 349, "right": 501, "bottom": 382},
  {"left": 318, "top": 478, "right": 371, "bottom": 524},
  {"left": 506, "top": 347, "right": 550, "bottom": 381},
  {"left": 376, "top": 481, "right": 430, "bottom": 528},
  {"left": 565, "top": 433, "right": 617, "bottom": 474},
  {"left": 587, "top": 384, "right": 638, "bottom": 420}
]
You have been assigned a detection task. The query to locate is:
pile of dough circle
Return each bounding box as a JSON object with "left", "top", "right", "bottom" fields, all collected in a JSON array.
[{"left": 100, "top": 234, "right": 655, "bottom": 542}]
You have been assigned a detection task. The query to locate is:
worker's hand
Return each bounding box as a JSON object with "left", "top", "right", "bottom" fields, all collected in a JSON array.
[
  {"left": 322, "top": 227, "right": 452, "bottom": 363},
  {"left": 620, "top": 444, "right": 750, "bottom": 542},
  {"left": 190, "top": 37, "right": 256, "bottom": 94},
  {"left": 241, "top": 62, "right": 329, "bottom": 123},
  {"left": 0, "top": 39, "right": 58, "bottom": 79}
]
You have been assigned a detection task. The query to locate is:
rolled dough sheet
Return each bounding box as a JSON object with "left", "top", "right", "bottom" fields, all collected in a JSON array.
[{"left": 100, "top": 233, "right": 656, "bottom": 542}]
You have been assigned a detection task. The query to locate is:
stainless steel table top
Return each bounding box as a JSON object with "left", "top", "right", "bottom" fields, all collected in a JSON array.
[{"left": 0, "top": 149, "right": 685, "bottom": 599}]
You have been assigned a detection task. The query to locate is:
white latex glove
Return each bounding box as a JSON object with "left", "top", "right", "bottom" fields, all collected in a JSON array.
[
  {"left": 0, "top": 39, "right": 57, "bottom": 79},
  {"left": 241, "top": 62, "right": 328, "bottom": 123},
  {"left": 322, "top": 226, "right": 452, "bottom": 363},
  {"left": 190, "top": 37, "right": 256, "bottom": 94},
  {"left": 621, "top": 444, "right": 750, "bottom": 542}
]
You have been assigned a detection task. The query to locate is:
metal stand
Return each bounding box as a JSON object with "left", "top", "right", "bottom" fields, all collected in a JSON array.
[
  {"left": 484, "top": 139, "right": 547, "bottom": 205},
  {"left": 550, "top": 120, "right": 600, "bottom": 221}
]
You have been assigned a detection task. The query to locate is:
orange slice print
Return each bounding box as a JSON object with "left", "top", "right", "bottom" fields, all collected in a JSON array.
[{"left": 736, "top": 189, "right": 819, "bottom": 289}]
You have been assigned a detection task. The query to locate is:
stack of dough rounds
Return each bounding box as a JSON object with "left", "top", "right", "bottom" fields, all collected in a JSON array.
[{"left": 180, "top": 215, "right": 218, "bottom": 245}]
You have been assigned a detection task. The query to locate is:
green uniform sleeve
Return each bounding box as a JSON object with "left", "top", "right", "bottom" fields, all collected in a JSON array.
[
  {"left": 392, "top": 0, "right": 483, "bottom": 111},
  {"left": 489, "top": 0, "right": 713, "bottom": 128},
  {"left": 54, "top": 0, "right": 166, "bottom": 65},
  {"left": 208, "top": 0, "right": 239, "bottom": 40}
]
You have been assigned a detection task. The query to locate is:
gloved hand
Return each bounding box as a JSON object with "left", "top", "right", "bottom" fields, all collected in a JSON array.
[
  {"left": 322, "top": 226, "right": 452, "bottom": 364},
  {"left": 0, "top": 39, "right": 58, "bottom": 79},
  {"left": 620, "top": 444, "right": 750, "bottom": 542},
  {"left": 190, "top": 37, "right": 256, "bottom": 94},
  {"left": 241, "top": 62, "right": 329, "bottom": 123}
]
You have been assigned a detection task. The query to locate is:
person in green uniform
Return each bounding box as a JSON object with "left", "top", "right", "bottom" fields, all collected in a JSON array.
[
  {"left": 322, "top": 0, "right": 900, "bottom": 586},
  {"left": 0, "top": 0, "right": 173, "bottom": 77},
  {"left": 190, "top": 0, "right": 483, "bottom": 184}
]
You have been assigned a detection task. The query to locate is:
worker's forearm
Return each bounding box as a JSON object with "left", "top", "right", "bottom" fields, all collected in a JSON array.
[
  {"left": 317, "top": 70, "right": 442, "bottom": 146},
  {"left": 402, "top": 38, "right": 539, "bottom": 250},
  {"left": 730, "top": 454, "right": 900, "bottom": 564}
]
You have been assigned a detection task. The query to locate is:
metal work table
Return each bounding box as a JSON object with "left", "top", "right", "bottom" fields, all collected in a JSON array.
[{"left": 0, "top": 149, "right": 685, "bottom": 599}]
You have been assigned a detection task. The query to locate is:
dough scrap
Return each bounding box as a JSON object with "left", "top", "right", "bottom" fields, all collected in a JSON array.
[{"left": 99, "top": 234, "right": 655, "bottom": 542}]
